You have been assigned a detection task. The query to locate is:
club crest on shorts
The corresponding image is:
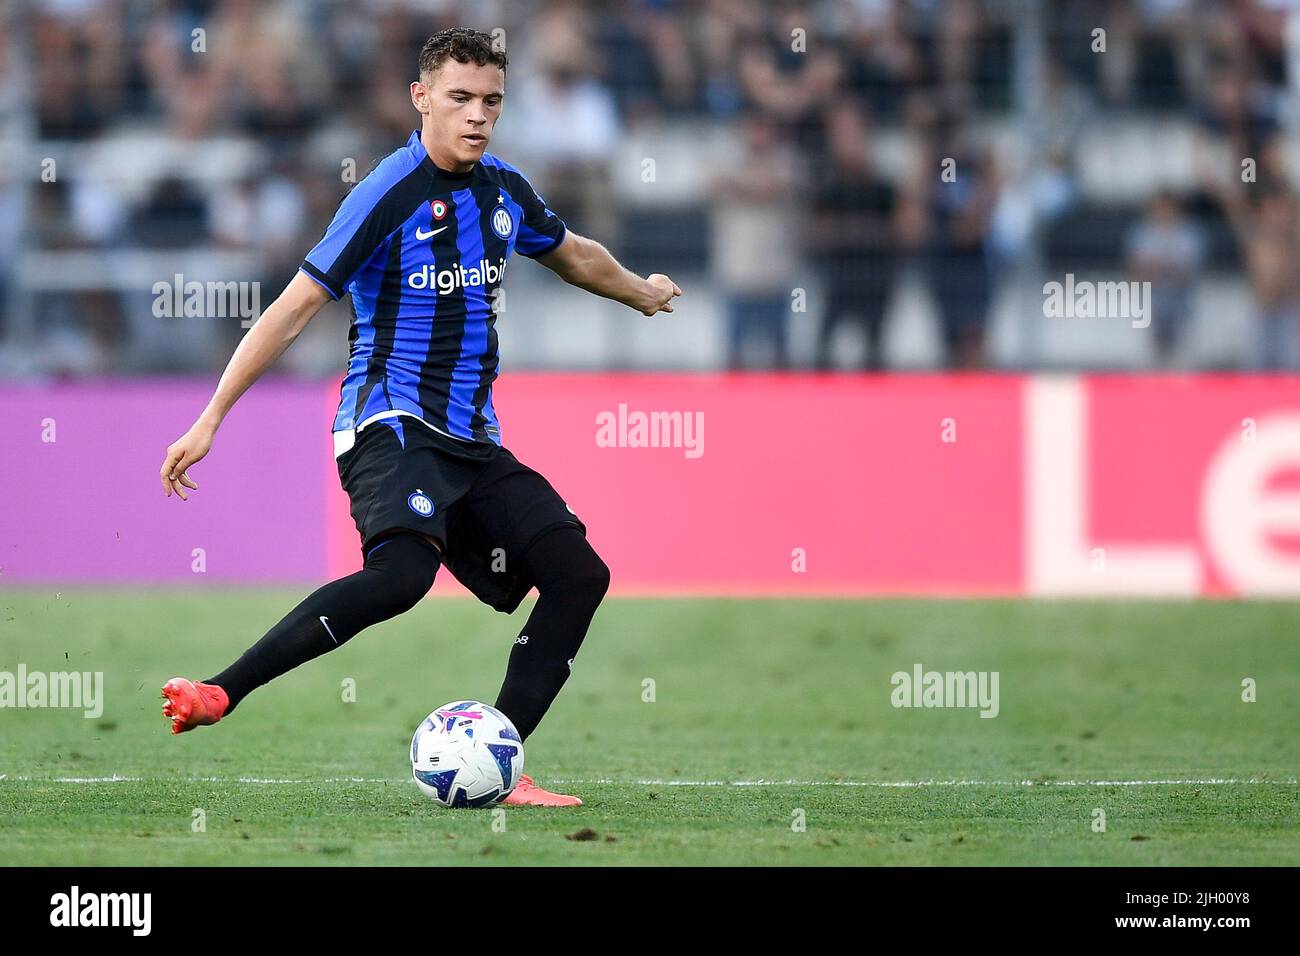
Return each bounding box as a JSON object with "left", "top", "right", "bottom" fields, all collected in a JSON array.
[
  {"left": 490, "top": 204, "right": 514, "bottom": 240},
  {"left": 407, "top": 490, "right": 434, "bottom": 517}
]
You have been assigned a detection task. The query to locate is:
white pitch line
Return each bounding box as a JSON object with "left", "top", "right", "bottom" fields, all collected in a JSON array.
[
  {"left": 557, "top": 777, "right": 1298, "bottom": 787},
  {"left": 2, "top": 775, "right": 1294, "bottom": 787},
  {"left": 2, "top": 775, "right": 391, "bottom": 784}
]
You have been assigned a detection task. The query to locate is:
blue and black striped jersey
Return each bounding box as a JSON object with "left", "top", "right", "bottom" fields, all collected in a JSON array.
[{"left": 301, "top": 130, "right": 567, "bottom": 448}]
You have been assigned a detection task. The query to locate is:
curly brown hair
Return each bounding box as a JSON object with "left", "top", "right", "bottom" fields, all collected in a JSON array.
[{"left": 418, "top": 28, "right": 508, "bottom": 79}]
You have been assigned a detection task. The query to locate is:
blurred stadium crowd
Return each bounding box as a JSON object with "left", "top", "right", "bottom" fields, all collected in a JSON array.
[{"left": 2, "top": 0, "right": 1300, "bottom": 375}]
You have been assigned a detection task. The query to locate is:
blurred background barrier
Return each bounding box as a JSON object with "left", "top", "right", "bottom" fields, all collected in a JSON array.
[
  {"left": 3, "top": 1, "right": 1299, "bottom": 594},
  {"left": 4, "top": 0, "right": 1300, "bottom": 375},
  {"left": 5, "top": 373, "right": 1298, "bottom": 595}
]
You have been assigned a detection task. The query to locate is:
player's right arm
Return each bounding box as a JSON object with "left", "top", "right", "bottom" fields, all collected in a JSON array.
[
  {"left": 159, "top": 272, "right": 331, "bottom": 500},
  {"left": 161, "top": 149, "right": 424, "bottom": 500}
]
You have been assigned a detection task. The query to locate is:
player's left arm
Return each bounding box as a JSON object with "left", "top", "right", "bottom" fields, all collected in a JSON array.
[{"left": 538, "top": 231, "right": 681, "bottom": 317}]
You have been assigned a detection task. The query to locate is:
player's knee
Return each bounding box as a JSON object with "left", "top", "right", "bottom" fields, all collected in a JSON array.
[
  {"left": 364, "top": 533, "right": 439, "bottom": 612},
  {"left": 528, "top": 529, "right": 610, "bottom": 607},
  {"left": 566, "top": 549, "right": 610, "bottom": 608}
]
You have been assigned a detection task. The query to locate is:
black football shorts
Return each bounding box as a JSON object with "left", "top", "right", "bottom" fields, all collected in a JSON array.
[{"left": 336, "top": 418, "right": 586, "bottom": 613}]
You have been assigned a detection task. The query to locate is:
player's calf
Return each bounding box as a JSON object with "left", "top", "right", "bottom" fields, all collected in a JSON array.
[
  {"left": 177, "top": 532, "right": 439, "bottom": 723},
  {"left": 494, "top": 527, "right": 610, "bottom": 740}
]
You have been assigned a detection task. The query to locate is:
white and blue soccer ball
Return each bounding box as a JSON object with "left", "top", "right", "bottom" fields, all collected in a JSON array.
[{"left": 410, "top": 700, "right": 524, "bottom": 808}]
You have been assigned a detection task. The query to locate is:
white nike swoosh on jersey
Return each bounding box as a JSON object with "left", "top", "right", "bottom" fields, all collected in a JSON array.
[{"left": 415, "top": 226, "right": 448, "bottom": 240}]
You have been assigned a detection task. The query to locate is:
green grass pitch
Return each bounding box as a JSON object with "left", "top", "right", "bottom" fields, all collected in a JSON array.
[{"left": 0, "top": 592, "right": 1297, "bottom": 865}]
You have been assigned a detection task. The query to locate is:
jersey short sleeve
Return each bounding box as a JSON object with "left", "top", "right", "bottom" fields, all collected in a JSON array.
[
  {"left": 301, "top": 159, "right": 429, "bottom": 299},
  {"left": 512, "top": 176, "right": 567, "bottom": 259}
]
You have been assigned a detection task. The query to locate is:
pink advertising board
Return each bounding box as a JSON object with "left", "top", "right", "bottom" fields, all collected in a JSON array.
[{"left": 4, "top": 374, "right": 1299, "bottom": 596}]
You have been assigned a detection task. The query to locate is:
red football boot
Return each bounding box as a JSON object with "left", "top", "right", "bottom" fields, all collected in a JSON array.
[
  {"left": 502, "top": 774, "right": 583, "bottom": 807},
  {"left": 161, "top": 678, "right": 229, "bottom": 735}
]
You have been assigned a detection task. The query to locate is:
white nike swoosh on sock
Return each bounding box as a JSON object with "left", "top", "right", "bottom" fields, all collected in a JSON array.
[{"left": 320, "top": 616, "right": 338, "bottom": 644}]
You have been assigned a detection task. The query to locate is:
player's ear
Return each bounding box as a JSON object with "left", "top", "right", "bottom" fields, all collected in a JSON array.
[{"left": 410, "top": 80, "right": 430, "bottom": 115}]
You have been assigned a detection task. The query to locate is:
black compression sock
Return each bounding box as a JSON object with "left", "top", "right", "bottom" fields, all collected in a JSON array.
[
  {"left": 493, "top": 528, "right": 610, "bottom": 740},
  {"left": 208, "top": 533, "right": 439, "bottom": 713}
]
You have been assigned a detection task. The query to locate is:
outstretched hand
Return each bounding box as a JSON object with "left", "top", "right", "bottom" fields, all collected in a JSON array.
[{"left": 160, "top": 422, "right": 215, "bottom": 500}]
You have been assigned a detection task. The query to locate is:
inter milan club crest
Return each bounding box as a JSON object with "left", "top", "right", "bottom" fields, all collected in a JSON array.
[{"left": 490, "top": 202, "right": 514, "bottom": 240}]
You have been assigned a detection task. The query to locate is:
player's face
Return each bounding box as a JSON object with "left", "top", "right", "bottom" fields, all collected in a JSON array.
[{"left": 411, "top": 60, "right": 504, "bottom": 171}]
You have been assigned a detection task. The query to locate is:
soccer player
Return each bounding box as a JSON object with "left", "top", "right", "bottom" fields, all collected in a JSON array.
[{"left": 157, "top": 28, "right": 681, "bottom": 807}]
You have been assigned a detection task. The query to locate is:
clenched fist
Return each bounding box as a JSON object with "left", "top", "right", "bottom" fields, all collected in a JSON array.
[{"left": 641, "top": 274, "right": 683, "bottom": 316}]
